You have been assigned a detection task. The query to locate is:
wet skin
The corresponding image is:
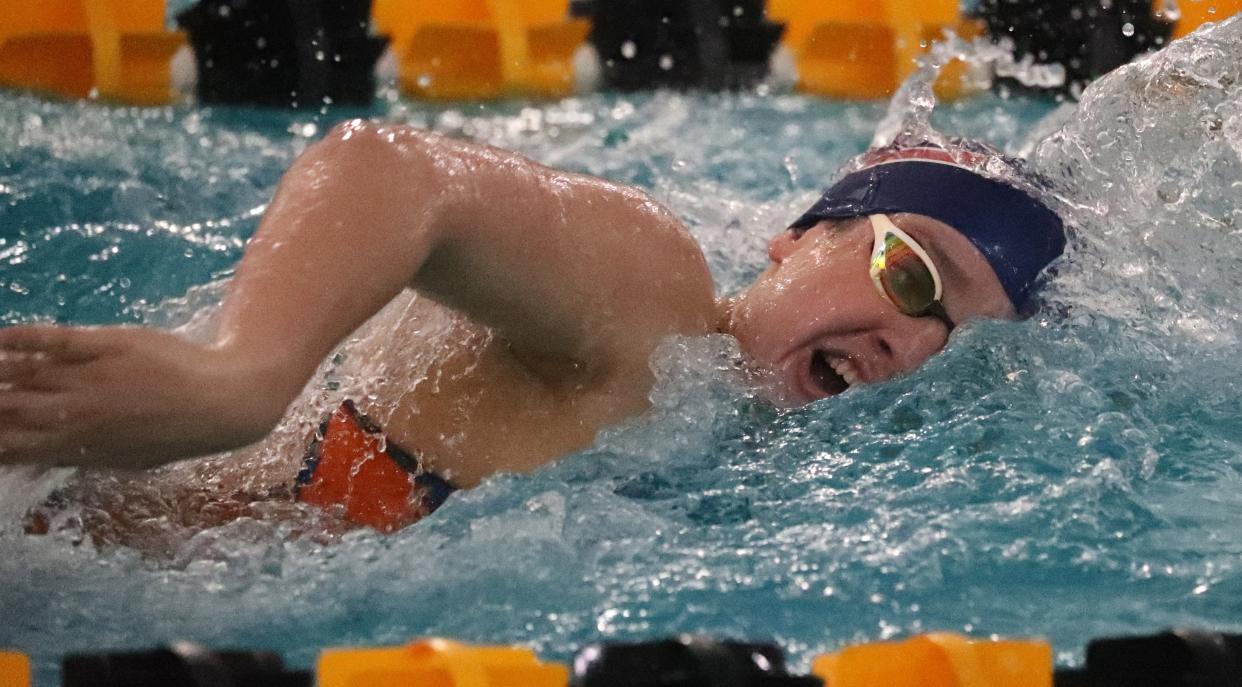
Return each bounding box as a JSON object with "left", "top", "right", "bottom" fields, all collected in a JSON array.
[
  {"left": 725, "top": 214, "right": 1016, "bottom": 407},
  {"left": 0, "top": 121, "right": 1015, "bottom": 491}
]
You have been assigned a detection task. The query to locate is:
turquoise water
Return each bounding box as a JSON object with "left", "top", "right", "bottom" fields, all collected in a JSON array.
[{"left": 2, "top": 18, "right": 1242, "bottom": 686}]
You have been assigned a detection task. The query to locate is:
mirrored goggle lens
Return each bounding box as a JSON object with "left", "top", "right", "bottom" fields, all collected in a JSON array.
[{"left": 872, "top": 232, "right": 939, "bottom": 316}]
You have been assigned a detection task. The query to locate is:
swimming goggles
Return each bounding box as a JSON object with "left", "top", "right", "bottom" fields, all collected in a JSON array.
[{"left": 868, "top": 214, "right": 955, "bottom": 330}]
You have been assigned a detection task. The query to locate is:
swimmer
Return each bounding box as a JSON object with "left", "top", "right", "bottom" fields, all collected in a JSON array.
[{"left": 0, "top": 123, "right": 1065, "bottom": 533}]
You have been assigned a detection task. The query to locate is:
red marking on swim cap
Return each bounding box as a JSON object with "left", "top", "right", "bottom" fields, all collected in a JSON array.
[{"left": 859, "top": 145, "right": 990, "bottom": 171}]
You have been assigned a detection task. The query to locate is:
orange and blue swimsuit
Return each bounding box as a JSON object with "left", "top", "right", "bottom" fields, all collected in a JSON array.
[{"left": 294, "top": 400, "right": 456, "bottom": 533}]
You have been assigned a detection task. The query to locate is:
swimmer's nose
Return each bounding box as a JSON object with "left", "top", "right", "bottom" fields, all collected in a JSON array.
[
  {"left": 870, "top": 309, "right": 951, "bottom": 380},
  {"left": 767, "top": 229, "right": 801, "bottom": 265}
]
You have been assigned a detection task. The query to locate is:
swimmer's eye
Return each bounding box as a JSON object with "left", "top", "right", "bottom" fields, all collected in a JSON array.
[{"left": 868, "top": 215, "right": 955, "bottom": 330}]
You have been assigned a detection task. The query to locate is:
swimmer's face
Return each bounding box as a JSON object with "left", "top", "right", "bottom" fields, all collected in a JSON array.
[{"left": 726, "top": 213, "right": 1016, "bottom": 406}]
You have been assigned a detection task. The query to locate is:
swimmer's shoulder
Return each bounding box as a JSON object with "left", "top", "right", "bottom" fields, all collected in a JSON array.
[
  {"left": 562, "top": 174, "right": 718, "bottom": 367},
  {"left": 438, "top": 140, "right": 718, "bottom": 375},
  {"left": 330, "top": 121, "right": 718, "bottom": 382}
]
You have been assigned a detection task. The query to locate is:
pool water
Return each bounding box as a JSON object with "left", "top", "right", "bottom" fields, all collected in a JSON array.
[{"left": 2, "top": 16, "right": 1242, "bottom": 686}]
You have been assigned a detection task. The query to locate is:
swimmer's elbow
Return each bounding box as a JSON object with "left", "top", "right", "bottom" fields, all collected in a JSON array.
[
  {"left": 287, "top": 121, "right": 455, "bottom": 242},
  {"left": 320, "top": 119, "right": 439, "bottom": 152},
  {"left": 300, "top": 120, "right": 446, "bottom": 188}
]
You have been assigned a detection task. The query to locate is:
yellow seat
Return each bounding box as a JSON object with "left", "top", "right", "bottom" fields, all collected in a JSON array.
[
  {"left": 767, "top": 0, "right": 980, "bottom": 100},
  {"left": 0, "top": 0, "right": 183, "bottom": 104},
  {"left": 372, "top": 0, "right": 588, "bottom": 99},
  {"left": 317, "top": 638, "right": 569, "bottom": 687},
  {"left": 811, "top": 633, "right": 1052, "bottom": 687},
  {"left": 1173, "top": 0, "right": 1242, "bottom": 38}
]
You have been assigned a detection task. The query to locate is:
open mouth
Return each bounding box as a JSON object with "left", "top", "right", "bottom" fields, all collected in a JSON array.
[{"left": 809, "top": 350, "right": 857, "bottom": 398}]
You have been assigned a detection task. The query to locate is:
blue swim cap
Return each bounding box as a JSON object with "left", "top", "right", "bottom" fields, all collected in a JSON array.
[{"left": 790, "top": 140, "right": 1066, "bottom": 310}]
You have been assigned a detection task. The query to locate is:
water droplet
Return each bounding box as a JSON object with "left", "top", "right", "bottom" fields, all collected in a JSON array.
[
  {"left": 1157, "top": 0, "right": 1181, "bottom": 22},
  {"left": 417, "top": 73, "right": 433, "bottom": 88},
  {"left": 1121, "top": 22, "right": 1136, "bottom": 37},
  {"left": 315, "top": 50, "right": 326, "bottom": 62},
  {"left": 621, "top": 41, "right": 637, "bottom": 59}
]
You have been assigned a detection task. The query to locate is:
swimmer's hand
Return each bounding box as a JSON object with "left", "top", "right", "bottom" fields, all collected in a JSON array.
[{"left": 0, "top": 326, "right": 286, "bottom": 469}]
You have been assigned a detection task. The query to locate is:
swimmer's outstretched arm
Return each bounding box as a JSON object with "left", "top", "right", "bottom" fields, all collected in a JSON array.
[{"left": 0, "top": 120, "right": 716, "bottom": 469}]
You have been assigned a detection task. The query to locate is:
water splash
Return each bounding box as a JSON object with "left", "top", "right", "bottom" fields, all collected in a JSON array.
[
  {"left": 1029, "top": 14, "right": 1242, "bottom": 351},
  {"left": 3, "top": 19, "right": 1242, "bottom": 687},
  {"left": 874, "top": 33, "right": 1067, "bottom": 148}
]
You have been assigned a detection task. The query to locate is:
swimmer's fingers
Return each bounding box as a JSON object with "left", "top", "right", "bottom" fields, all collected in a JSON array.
[
  {"left": 0, "top": 325, "right": 277, "bottom": 469},
  {"left": 0, "top": 352, "right": 77, "bottom": 391},
  {"left": 0, "top": 428, "right": 60, "bottom": 466},
  {"left": 0, "top": 390, "right": 73, "bottom": 432},
  {"left": 0, "top": 325, "right": 175, "bottom": 393},
  {"left": 0, "top": 325, "right": 120, "bottom": 392},
  {"left": 0, "top": 325, "right": 115, "bottom": 363},
  {"left": 0, "top": 390, "right": 88, "bottom": 466},
  {"left": 0, "top": 400, "right": 110, "bottom": 467}
]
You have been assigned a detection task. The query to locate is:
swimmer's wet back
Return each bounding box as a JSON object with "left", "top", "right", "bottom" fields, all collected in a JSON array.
[{"left": 295, "top": 400, "right": 456, "bottom": 532}]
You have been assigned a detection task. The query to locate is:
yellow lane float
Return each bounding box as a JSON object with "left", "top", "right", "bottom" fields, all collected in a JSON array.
[
  {"left": 767, "top": 0, "right": 984, "bottom": 100},
  {"left": 0, "top": 651, "right": 30, "bottom": 687},
  {"left": 317, "top": 638, "right": 570, "bottom": 687},
  {"left": 811, "top": 632, "right": 1052, "bottom": 687},
  {"left": 1173, "top": 0, "right": 1242, "bottom": 37},
  {"left": 372, "top": 0, "right": 589, "bottom": 100},
  {"left": 0, "top": 0, "right": 183, "bottom": 104}
]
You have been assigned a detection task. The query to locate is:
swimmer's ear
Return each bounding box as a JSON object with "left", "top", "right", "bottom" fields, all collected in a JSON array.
[{"left": 767, "top": 228, "right": 802, "bottom": 264}]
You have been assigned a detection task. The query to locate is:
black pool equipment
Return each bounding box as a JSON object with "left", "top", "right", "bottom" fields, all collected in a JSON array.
[
  {"left": 571, "top": 0, "right": 785, "bottom": 91},
  {"left": 1054, "top": 630, "right": 1242, "bottom": 687},
  {"left": 61, "top": 642, "right": 312, "bottom": 687},
  {"left": 976, "top": 0, "right": 1174, "bottom": 95},
  {"left": 570, "top": 636, "right": 822, "bottom": 687},
  {"left": 175, "top": 0, "right": 388, "bottom": 107},
  {"left": 44, "top": 628, "right": 1242, "bottom": 687}
]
